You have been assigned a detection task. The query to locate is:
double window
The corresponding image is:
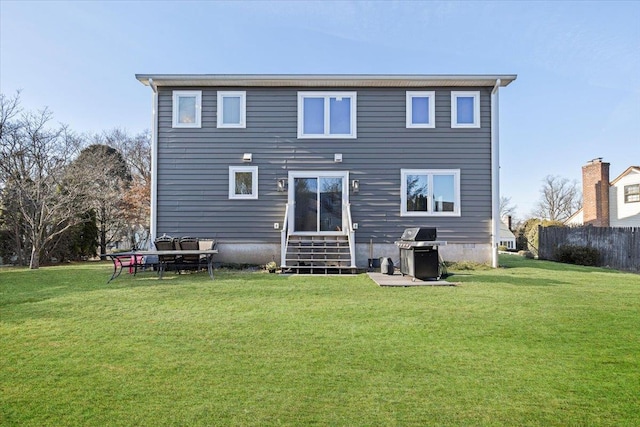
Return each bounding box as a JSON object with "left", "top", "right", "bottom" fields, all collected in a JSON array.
[
  {"left": 229, "top": 166, "right": 258, "bottom": 200},
  {"left": 401, "top": 169, "right": 460, "bottom": 216},
  {"left": 172, "top": 91, "right": 202, "bottom": 128},
  {"left": 624, "top": 184, "right": 640, "bottom": 203},
  {"left": 297, "top": 92, "right": 357, "bottom": 138},
  {"left": 217, "top": 91, "right": 246, "bottom": 128},
  {"left": 451, "top": 91, "right": 480, "bottom": 128},
  {"left": 406, "top": 91, "right": 435, "bottom": 128}
]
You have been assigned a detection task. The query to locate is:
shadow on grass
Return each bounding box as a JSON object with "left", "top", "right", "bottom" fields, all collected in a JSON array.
[
  {"left": 500, "top": 255, "right": 628, "bottom": 275},
  {"left": 449, "top": 273, "right": 568, "bottom": 287},
  {"left": 0, "top": 262, "right": 205, "bottom": 308}
]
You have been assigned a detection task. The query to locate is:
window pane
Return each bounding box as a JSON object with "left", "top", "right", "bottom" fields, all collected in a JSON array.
[
  {"left": 178, "top": 96, "right": 196, "bottom": 124},
  {"left": 235, "top": 172, "right": 253, "bottom": 195},
  {"left": 412, "top": 97, "right": 430, "bottom": 124},
  {"left": 222, "top": 96, "right": 241, "bottom": 124},
  {"left": 319, "top": 178, "right": 342, "bottom": 231},
  {"left": 304, "top": 98, "right": 324, "bottom": 134},
  {"left": 406, "top": 174, "right": 428, "bottom": 212},
  {"left": 625, "top": 184, "right": 640, "bottom": 203},
  {"left": 433, "top": 174, "right": 455, "bottom": 212},
  {"left": 456, "top": 96, "right": 475, "bottom": 124},
  {"left": 329, "top": 97, "right": 351, "bottom": 134},
  {"left": 294, "top": 178, "right": 318, "bottom": 232}
]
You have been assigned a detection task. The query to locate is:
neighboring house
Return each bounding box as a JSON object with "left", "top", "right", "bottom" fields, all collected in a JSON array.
[
  {"left": 565, "top": 159, "right": 640, "bottom": 227},
  {"left": 499, "top": 221, "right": 516, "bottom": 250},
  {"left": 136, "top": 74, "right": 516, "bottom": 271}
]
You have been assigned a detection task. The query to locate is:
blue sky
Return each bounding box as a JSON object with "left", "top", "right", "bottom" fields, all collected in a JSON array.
[{"left": 1, "top": 0, "right": 639, "bottom": 218}]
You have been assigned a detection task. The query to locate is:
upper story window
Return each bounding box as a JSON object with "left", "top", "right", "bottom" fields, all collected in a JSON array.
[
  {"left": 406, "top": 91, "right": 435, "bottom": 128},
  {"left": 401, "top": 169, "right": 461, "bottom": 216},
  {"left": 229, "top": 166, "right": 258, "bottom": 200},
  {"left": 451, "top": 91, "right": 480, "bottom": 128},
  {"left": 297, "top": 92, "right": 357, "bottom": 139},
  {"left": 172, "top": 91, "right": 202, "bottom": 128},
  {"left": 624, "top": 184, "right": 640, "bottom": 203},
  {"left": 217, "top": 91, "right": 246, "bottom": 128}
]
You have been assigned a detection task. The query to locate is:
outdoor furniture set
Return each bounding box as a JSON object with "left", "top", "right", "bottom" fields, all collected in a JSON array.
[{"left": 104, "top": 235, "right": 218, "bottom": 283}]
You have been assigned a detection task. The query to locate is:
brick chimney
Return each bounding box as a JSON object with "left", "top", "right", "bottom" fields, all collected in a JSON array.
[{"left": 582, "top": 158, "right": 610, "bottom": 226}]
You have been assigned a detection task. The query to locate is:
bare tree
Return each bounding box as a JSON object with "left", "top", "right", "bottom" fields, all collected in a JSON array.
[
  {"left": 532, "top": 175, "right": 582, "bottom": 221},
  {"left": 0, "top": 94, "right": 87, "bottom": 268},
  {"left": 500, "top": 196, "right": 517, "bottom": 220}
]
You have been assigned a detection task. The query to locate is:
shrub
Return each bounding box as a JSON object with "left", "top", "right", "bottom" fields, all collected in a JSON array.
[
  {"left": 498, "top": 245, "right": 508, "bottom": 252},
  {"left": 518, "top": 250, "right": 534, "bottom": 259},
  {"left": 554, "top": 245, "right": 600, "bottom": 267},
  {"left": 522, "top": 219, "right": 565, "bottom": 255}
]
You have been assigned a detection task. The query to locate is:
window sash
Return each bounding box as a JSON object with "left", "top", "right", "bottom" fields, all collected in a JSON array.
[
  {"left": 451, "top": 91, "right": 480, "bottom": 128},
  {"left": 298, "top": 92, "right": 356, "bottom": 138},
  {"left": 624, "top": 184, "right": 640, "bottom": 203},
  {"left": 172, "top": 91, "right": 202, "bottom": 128},
  {"left": 229, "top": 166, "right": 258, "bottom": 199},
  {"left": 401, "top": 169, "right": 460, "bottom": 216},
  {"left": 217, "top": 91, "right": 246, "bottom": 128},
  {"left": 406, "top": 91, "right": 435, "bottom": 128}
]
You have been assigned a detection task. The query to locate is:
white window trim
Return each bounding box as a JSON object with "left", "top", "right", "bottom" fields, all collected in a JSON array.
[
  {"left": 400, "top": 169, "right": 461, "bottom": 217},
  {"left": 451, "top": 91, "right": 480, "bottom": 128},
  {"left": 297, "top": 91, "right": 357, "bottom": 139},
  {"left": 217, "top": 91, "right": 246, "bottom": 128},
  {"left": 406, "top": 91, "right": 435, "bottom": 128},
  {"left": 172, "top": 90, "right": 202, "bottom": 128},
  {"left": 624, "top": 184, "right": 640, "bottom": 203},
  {"left": 229, "top": 166, "right": 258, "bottom": 200}
]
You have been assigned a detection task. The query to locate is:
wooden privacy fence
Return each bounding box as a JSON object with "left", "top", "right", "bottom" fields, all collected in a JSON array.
[{"left": 539, "top": 226, "right": 640, "bottom": 273}]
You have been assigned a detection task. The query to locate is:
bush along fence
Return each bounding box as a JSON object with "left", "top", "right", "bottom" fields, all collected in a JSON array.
[{"left": 538, "top": 226, "right": 640, "bottom": 273}]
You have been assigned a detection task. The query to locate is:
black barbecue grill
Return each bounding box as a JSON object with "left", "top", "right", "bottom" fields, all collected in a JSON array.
[{"left": 395, "top": 227, "right": 447, "bottom": 280}]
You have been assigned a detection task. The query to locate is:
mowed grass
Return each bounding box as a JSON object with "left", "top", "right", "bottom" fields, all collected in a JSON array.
[{"left": 1, "top": 257, "right": 639, "bottom": 426}]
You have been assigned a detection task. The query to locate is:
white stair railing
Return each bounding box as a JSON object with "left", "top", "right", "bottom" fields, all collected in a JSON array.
[
  {"left": 280, "top": 203, "right": 290, "bottom": 268},
  {"left": 344, "top": 203, "right": 356, "bottom": 268}
]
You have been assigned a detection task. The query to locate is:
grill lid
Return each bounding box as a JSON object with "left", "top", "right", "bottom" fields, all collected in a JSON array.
[{"left": 400, "top": 227, "right": 437, "bottom": 241}]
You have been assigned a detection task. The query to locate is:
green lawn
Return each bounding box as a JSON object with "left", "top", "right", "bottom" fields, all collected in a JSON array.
[{"left": 1, "top": 256, "right": 639, "bottom": 426}]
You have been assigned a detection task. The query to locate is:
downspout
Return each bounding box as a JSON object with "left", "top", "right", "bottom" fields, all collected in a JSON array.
[
  {"left": 148, "top": 78, "right": 159, "bottom": 247},
  {"left": 490, "top": 79, "right": 501, "bottom": 268}
]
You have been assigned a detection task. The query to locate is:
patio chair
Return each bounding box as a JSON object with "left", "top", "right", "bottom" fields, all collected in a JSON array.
[
  {"left": 178, "top": 236, "right": 200, "bottom": 272},
  {"left": 198, "top": 239, "right": 218, "bottom": 269},
  {"left": 154, "top": 234, "right": 180, "bottom": 276}
]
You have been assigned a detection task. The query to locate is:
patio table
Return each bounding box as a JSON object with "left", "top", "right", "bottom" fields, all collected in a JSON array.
[{"left": 103, "top": 249, "right": 218, "bottom": 283}]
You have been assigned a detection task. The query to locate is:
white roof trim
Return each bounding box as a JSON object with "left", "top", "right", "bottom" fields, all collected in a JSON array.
[
  {"left": 610, "top": 166, "right": 640, "bottom": 185},
  {"left": 136, "top": 74, "right": 517, "bottom": 88}
]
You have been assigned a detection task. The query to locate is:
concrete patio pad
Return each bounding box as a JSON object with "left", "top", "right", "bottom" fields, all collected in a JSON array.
[{"left": 367, "top": 271, "right": 456, "bottom": 287}]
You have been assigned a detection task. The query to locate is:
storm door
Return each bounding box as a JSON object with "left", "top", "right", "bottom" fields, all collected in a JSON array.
[{"left": 289, "top": 172, "right": 348, "bottom": 234}]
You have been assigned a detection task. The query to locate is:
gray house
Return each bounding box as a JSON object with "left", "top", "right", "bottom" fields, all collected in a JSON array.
[{"left": 136, "top": 74, "right": 516, "bottom": 271}]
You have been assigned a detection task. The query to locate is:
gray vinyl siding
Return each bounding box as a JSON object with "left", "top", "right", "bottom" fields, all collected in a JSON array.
[{"left": 155, "top": 86, "right": 493, "bottom": 244}]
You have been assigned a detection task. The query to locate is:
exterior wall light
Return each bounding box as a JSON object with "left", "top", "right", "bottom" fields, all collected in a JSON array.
[
  {"left": 277, "top": 178, "right": 287, "bottom": 192},
  {"left": 352, "top": 179, "right": 360, "bottom": 193}
]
